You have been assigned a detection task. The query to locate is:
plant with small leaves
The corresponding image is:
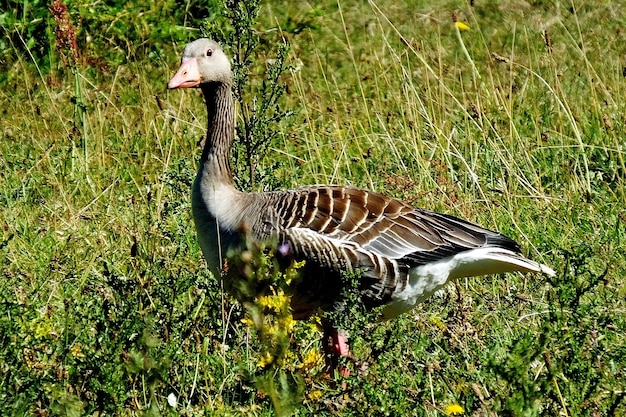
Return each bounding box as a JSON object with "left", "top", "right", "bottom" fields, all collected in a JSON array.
[
  {"left": 225, "top": 236, "right": 323, "bottom": 416},
  {"left": 203, "top": 0, "right": 293, "bottom": 191}
]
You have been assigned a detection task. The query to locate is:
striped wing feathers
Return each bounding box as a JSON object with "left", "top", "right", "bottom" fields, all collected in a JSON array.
[
  {"left": 247, "top": 185, "right": 520, "bottom": 309},
  {"left": 281, "top": 227, "right": 404, "bottom": 308},
  {"left": 268, "top": 185, "right": 507, "bottom": 264},
  {"left": 244, "top": 185, "right": 532, "bottom": 311}
]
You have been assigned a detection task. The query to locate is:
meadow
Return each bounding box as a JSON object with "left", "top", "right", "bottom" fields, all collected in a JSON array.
[{"left": 1, "top": 0, "right": 625, "bottom": 415}]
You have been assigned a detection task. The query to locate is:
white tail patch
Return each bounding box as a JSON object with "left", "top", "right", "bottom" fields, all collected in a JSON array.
[{"left": 381, "top": 247, "right": 554, "bottom": 319}]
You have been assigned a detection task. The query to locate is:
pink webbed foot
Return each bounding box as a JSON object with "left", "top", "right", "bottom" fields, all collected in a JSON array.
[
  {"left": 331, "top": 330, "right": 350, "bottom": 357},
  {"left": 326, "top": 329, "right": 351, "bottom": 377}
]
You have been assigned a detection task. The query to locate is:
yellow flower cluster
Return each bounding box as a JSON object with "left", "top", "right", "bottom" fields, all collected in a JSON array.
[
  {"left": 263, "top": 318, "right": 295, "bottom": 340},
  {"left": 243, "top": 288, "right": 299, "bottom": 369},
  {"left": 257, "top": 289, "right": 291, "bottom": 314},
  {"left": 299, "top": 348, "right": 323, "bottom": 371},
  {"left": 283, "top": 259, "right": 306, "bottom": 286},
  {"left": 70, "top": 344, "right": 85, "bottom": 358},
  {"left": 232, "top": 241, "right": 314, "bottom": 407},
  {"left": 256, "top": 288, "right": 296, "bottom": 335},
  {"left": 307, "top": 390, "right": 323, "bottom": 401}
]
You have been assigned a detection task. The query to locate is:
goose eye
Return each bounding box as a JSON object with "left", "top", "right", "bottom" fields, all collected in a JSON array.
[{"left": 206, "top": 48, "right": 213, "bottom": 57}]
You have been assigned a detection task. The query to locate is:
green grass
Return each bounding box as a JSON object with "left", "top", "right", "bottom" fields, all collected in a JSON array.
[{"left": 2, "top": 0, "right": 625, "bottom": 415}]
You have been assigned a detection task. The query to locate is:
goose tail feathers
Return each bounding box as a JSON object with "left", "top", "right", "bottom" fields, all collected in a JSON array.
[{"left": 445, "top": 247, "right": 555, "bottom": 280}]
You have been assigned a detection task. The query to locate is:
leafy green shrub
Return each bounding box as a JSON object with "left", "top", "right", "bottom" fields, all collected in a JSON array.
[
  {"left": 0, "top": 0, "right": 211, "bottom": 74},
  {"left": 202, "top": 0, "right": 293, "bottom": 191},
  {"left": 487, "top": 241, "right": 625, "bottom": 416}
]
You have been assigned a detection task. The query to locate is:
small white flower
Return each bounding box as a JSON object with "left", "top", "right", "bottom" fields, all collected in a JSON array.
[{"left": 167, "top": 393, "right": 177, "bottom": 408}]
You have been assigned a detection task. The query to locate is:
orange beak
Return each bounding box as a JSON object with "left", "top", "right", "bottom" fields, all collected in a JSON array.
[{"left": 167, "top": 57, "right": 201, "bottom": 89}]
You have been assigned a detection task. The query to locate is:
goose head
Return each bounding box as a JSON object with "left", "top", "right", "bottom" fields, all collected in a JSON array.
[{"left": 167, "top": 38, "right": 231, "bottom": 89}]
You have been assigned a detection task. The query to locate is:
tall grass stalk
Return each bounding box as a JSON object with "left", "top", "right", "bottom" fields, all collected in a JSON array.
[{"left": 72, "top": 68, "right": 89, "bottom": 174}]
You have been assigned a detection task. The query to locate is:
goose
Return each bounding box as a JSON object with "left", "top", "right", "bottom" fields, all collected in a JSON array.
[{"left": 167, "top": 38, "right": 554, "bottom": 366}]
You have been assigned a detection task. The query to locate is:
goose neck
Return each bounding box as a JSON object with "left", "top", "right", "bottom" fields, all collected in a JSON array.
[{"left": 200, "top": 82, "right": 235, "bottom": 185}]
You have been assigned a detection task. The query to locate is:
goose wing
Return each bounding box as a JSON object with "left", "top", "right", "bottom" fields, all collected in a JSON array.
[
  {"left": 265, "top": 185, "right": 519, "bottom": 264},
  {"left": 250, "top": 185, "right": 521, "bottom": 309}
]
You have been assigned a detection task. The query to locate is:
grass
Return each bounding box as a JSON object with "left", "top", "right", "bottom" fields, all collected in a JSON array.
[{"left": 1, "top": 0, "right": 625, "bottom": 415}]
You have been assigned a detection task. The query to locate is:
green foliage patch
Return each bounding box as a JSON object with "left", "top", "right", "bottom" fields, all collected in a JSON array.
[{"left": 1, "top": 0, "right": 625, "bottom": 415}]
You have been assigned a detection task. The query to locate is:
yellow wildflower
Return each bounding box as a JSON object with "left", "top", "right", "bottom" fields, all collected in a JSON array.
[
  {"left": 285, "top": 260, "right": 306, "bottom": 285},
  {"left": 257, "top": 295, "right": 272, "bottom": 310},
  {"left": 257, "top": 288, "right": 291, "bottom": 313},
  {"left": 299, "top": 348, "right": 323, "bottom": 370},
  {"left": 455, "top": 21, "right": 470, "bottom": 31},
  {"left": 278, "top": 314, "right": 295, "bottom": 332},
  {"left": 444, "top": 403, "right": 464, "bottom": 415},
  {"left": 70, "top": 344, "right": 85, "bottom": 358},
  {"left": 429, "top": 315, "right": 447, "bottom": 331},
  {"left": 34, "top": 320, "right": 53, "bottom": 338},
  {"left": 307, "top": 390, "right": 323, "bottom": 401},
  {"left": 257, "top": 352, "right": 273, "bottom": 368}
]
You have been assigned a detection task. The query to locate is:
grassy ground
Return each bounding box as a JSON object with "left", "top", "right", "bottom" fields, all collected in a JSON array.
[{"left": 1, "top": 0, "right": 625, "bottom": 415}]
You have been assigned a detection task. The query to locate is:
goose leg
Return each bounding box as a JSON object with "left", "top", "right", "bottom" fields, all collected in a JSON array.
[{"left": 322, "top": 321, "right": 352, "bottom": 378}]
